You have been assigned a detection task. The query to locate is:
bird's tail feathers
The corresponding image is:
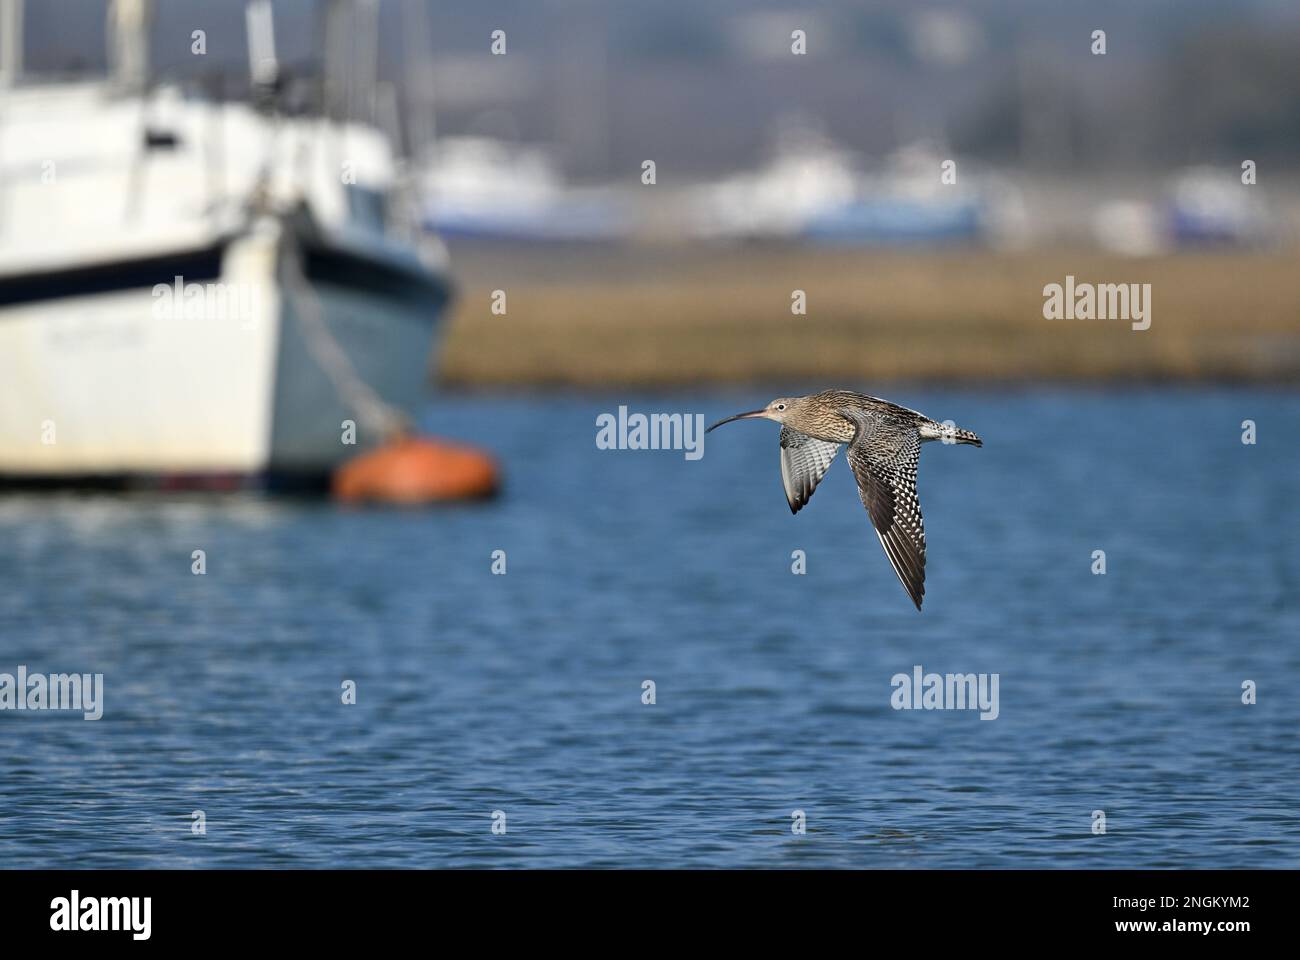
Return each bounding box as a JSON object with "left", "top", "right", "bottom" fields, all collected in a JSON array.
[{"left": 920, "top": 421, "right": 983, "bottom": 447}]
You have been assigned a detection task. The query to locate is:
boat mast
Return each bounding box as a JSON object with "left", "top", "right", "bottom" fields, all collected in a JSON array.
[
  {"left": 245, "top": 0, "right": 279, "bottom": 96},
  {"left": 108, "top": 0, "right": 151, "bottom": 93},
  {"left": 400, "top": 0, "right": 435, "bottom": 161},
  {"left": 321, "top": 0, "right": 380, "bottom": 125},
  {"left": 0, "top": 0, "right": 22, "bottom": 89}
]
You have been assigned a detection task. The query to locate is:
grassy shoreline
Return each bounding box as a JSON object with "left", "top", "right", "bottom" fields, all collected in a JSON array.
[{"left": 437, "top": 247, "right": 1300, "bottom": 387}]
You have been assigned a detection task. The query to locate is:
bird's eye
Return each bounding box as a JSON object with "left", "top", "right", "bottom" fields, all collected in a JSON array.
[{"left": 777, "top": 404, "right": 785, "bottom": 411}]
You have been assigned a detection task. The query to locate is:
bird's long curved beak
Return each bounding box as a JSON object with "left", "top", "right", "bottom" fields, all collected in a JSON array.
[{"left": 706, "top": 409, "right": 767, "bottom": 433}]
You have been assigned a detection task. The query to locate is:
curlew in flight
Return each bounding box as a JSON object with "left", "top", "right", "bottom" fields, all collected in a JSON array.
[{"left": 707, "top": 390, "right": 982, "bottom": 610}]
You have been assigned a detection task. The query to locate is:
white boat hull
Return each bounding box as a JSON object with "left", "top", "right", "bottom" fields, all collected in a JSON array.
[{"left": 0, "top": 222, "right": 445, "bottom": 483}]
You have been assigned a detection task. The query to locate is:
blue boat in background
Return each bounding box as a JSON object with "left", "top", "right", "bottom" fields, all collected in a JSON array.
[{"left": 803, "top": 196, "right": 984, "bottom": 246}]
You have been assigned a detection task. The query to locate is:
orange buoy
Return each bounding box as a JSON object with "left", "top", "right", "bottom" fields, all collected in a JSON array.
[{"left": 331, "top": 435, "right": 500, "bottom": 504}]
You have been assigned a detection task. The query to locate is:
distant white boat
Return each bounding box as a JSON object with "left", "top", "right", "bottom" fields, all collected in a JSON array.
[
  {"left": 1166, "top": 166, "right": 1275, "bottom": 248},
  {"left": 688, "top": 140, "right": 860, "bottom": 240},
  {"left": 420, "top": 137, "right": 630, "bottom": 242},
  {"left": 687, "top": 138, "right": 1016, "bottom": 246},
  {"left": 1092, "top": 167, "right": 1277, "bottom": 255},
  {"left": 0, "top": 0, "right": 451, "bottom": 489}
]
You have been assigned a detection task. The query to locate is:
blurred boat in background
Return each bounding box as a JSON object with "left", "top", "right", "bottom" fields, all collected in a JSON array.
[
  {"left": 420, "top": 136, "right": 630, "bottom": 242},
  {"left": 687, "top": 135, "right": 859, "bottom": 240},
  {"left": 1166, "top": 166, "right": 1276, "bottom": 248},
  {"left": 686, "top": 135, "right": 1025, "bottom": 247},
  {"left": 804, "top": 143, "right": 1025, "bottom": 247},
  {"left": 0, "top": 0, "right": 451, "bottom": 489},
  {"left": 1093, "top": 167, "right": 1280, "bottom": 255}
]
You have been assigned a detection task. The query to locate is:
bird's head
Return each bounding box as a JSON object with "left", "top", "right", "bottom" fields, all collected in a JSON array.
[{"left": 707, "top": 397, "right": 801, "bottom": 432}]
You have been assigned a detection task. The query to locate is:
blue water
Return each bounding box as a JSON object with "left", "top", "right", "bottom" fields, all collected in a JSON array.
[{"left": 1, "top": 387, "right": 1297, "bottom": 868}]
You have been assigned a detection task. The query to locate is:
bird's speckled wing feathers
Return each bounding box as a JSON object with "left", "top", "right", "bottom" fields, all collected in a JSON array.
[
  {"left": 779, "top": 427, "right": 841, "bottom": 514},
  {"left": 845, "top": 418, "right": 926, "bottom": 610}
]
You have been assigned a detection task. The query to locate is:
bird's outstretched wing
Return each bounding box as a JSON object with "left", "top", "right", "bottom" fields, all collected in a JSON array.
[
  {"left": 847, "top": 425, "right": 926, "bottom": 610},
  {"left": 779, "top": 427, "right": 841, "bottom": 514}
]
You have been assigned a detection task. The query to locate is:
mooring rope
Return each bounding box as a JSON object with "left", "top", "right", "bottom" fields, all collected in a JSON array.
[{"left": 281, "top": 241, "right": 411, "bottom": 443}]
